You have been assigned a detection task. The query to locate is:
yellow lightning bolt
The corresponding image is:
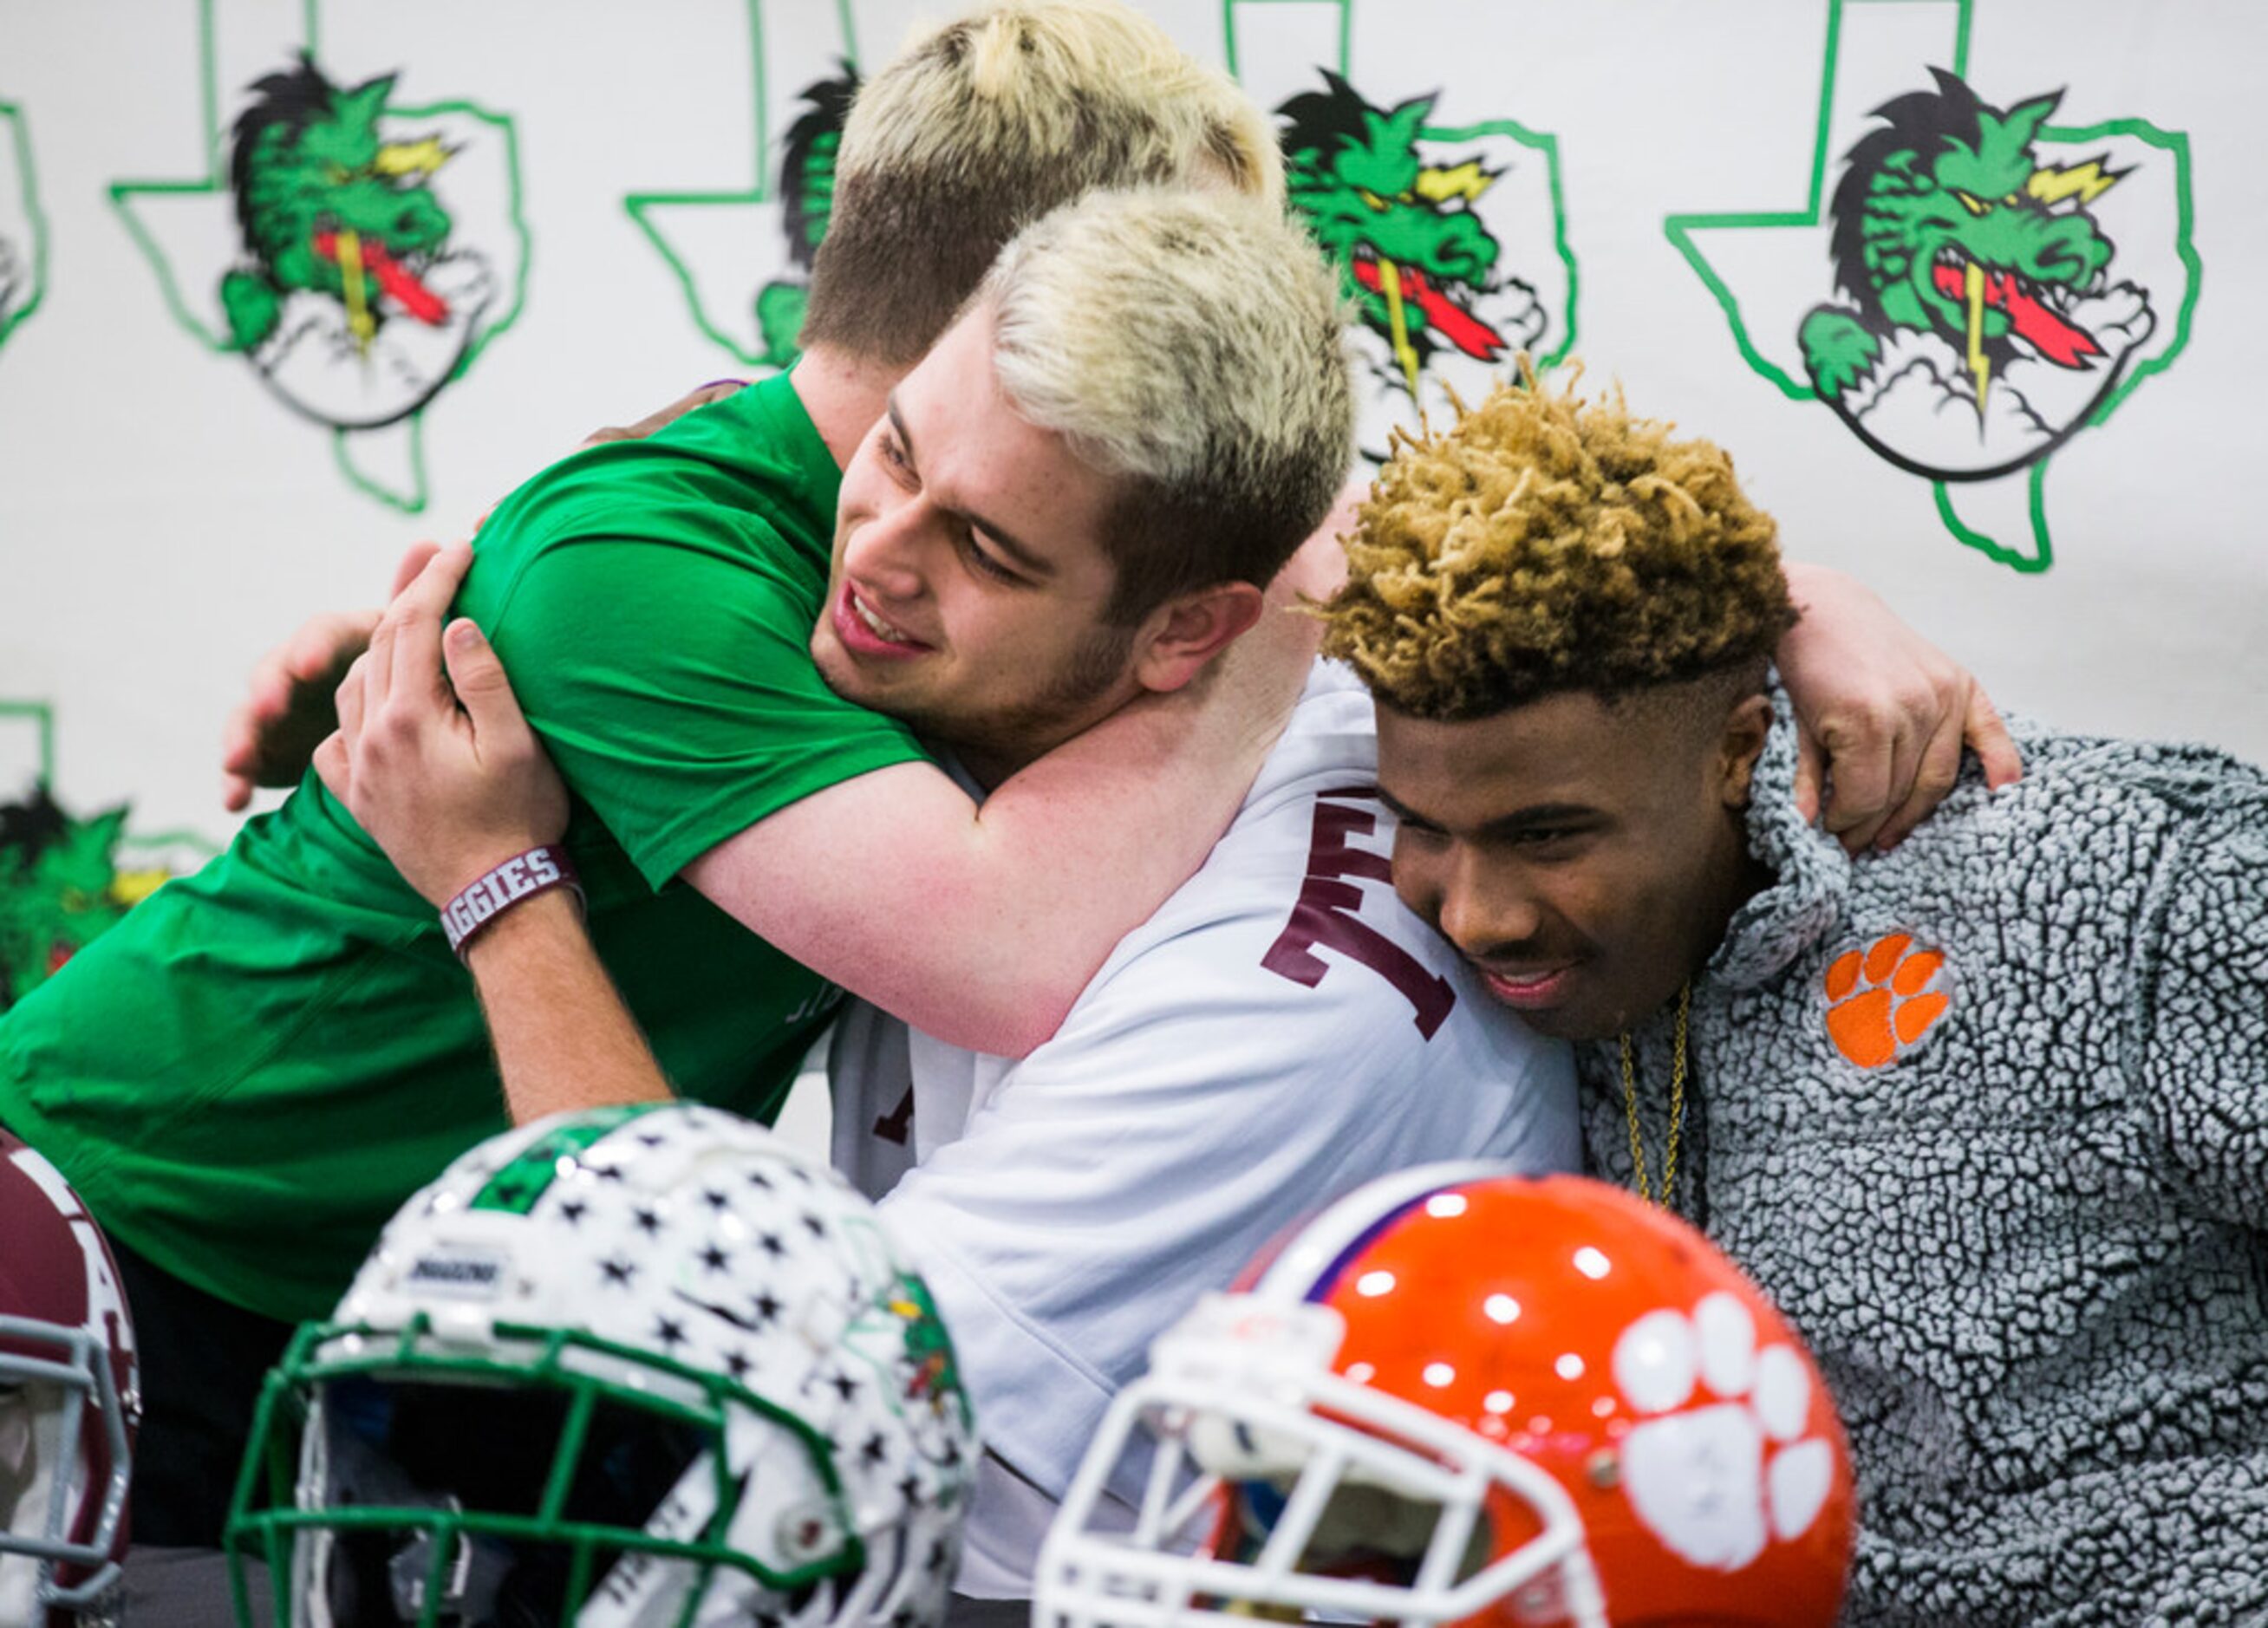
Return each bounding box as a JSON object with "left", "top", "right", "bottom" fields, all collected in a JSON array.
[
  {"left": 108, "top": 868, "right": 173, "bottom": 908},
  {"left": 1375, "top": 260, "right": 1424, "bottom": 402},
  {"left": 2026, "top": 160, "right": 2120, "bottom": 207},
  {"left": 375, "top": 138, "right": 450, "bottom": 179},
  {"left": 1415, "top": 161, "right": 1494, "bottom": 205},
  {"left": 1964, "top": 260, "right": 1991, "bottom": 412},
  {"left": 336, "top": 227, "right": 375, "bottom": 352}
]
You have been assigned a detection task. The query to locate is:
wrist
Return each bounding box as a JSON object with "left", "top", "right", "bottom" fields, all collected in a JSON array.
[
  {"left": 440, "top": 843, "right": 583, "bottom": 959},
  {"left": 460, "top": 884, "right": 586, "bottom": 973}
]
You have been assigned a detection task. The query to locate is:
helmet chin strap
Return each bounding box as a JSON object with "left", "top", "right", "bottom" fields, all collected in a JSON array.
[
  {"left": 0, "top": 1395, "right": 62, "bottom": 1626},
  {"left": 0, "top": 1553, "right": 38, "bottom": 1628},
  {"left": 577, "top": 1451, "right": 723, "bottom": 1627},
  {"left": 0, "top": 1389, "right": 35, "bottom": 1503}
]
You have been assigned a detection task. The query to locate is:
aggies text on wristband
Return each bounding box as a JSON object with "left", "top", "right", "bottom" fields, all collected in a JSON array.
[{"left": 441, "top": 845, "right": 584, "bottom": 959}]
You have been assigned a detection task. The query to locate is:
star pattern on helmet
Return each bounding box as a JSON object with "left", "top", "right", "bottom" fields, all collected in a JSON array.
[{"left": 336, "top": 1107, "right": 978, "bottom": 1628}]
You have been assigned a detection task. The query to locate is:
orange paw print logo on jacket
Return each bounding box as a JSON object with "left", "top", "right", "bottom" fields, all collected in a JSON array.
[{"left": 1824, "top": 934, "right": 1950, "bottom": 1067}]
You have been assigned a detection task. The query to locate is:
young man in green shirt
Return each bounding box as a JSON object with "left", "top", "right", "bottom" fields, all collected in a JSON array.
[{"left": 0, "top": 3, "right": 1326, "bottom": 1544}]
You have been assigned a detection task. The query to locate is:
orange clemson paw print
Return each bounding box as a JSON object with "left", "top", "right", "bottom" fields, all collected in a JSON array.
[{"left": 1824, "top": 934, "right": 1950, "bottom": 1068}]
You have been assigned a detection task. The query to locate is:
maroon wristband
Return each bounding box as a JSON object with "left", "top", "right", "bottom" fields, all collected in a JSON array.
[{"left": 440, "top": 845, "right": 583, "bottom": 959}]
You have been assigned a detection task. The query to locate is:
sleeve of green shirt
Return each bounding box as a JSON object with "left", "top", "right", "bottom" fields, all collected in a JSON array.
[{"left": 473, "top": 526, "right": 932, "bottom": 891}]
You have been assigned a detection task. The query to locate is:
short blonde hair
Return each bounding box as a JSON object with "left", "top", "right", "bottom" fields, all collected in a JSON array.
[
  {"left": 981, "top": 187, "right": 1352, "bottom": 622},
  {"left": 801, "top": 0, "right": 1282, "bottom": 366},
  {"left": 1322, "top": 363, "right": 1796, "bottom": 720}
]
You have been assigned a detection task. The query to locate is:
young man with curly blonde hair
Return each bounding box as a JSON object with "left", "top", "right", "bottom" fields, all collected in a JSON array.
[{"left": 1326, "top": 366, "right": 2268, "bottom": 1620}]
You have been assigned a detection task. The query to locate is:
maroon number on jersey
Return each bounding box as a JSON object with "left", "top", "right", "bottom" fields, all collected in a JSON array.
[{"left": 1261, "top": 788, "right": 1455, "bottom": 1039}]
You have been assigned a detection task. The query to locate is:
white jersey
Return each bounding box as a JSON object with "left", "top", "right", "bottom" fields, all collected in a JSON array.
[{"left": 831, "top": 660, "right": 1579, "bottom": 1596}]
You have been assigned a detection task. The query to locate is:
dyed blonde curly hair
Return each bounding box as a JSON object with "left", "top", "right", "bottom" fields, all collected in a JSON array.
[{"left": 1321, "top": 361, "right": 1796, "bottom": 721}]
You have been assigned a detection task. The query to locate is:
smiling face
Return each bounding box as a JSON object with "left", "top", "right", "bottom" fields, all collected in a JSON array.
[
  {"left": 810, "top": 303, "right": 1145, "bottom": 780},
  {"left": 1377, "top": 683, "right": 1771, "bottom": 1041}
]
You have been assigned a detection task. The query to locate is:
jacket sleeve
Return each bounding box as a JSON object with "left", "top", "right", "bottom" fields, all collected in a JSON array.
[{"left": 2135, "top": 817, "right": 2268, "bottom": 1226}]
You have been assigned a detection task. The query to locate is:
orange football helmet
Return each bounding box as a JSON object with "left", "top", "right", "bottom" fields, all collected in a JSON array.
[{"left": 1036, "top": 1165, "right": 1853, "bottom": 1627}]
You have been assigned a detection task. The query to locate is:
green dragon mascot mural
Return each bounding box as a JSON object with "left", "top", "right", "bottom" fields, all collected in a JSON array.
[
  {"left": 0, "top": 788, "right": 163, "bottom": 1013},
  {"left": 755, "top": 68, "right": 859, "bottom": 371},
  {"left": 1279, "top": 71, "right": 1524, "bottom": 405},
  {"left": 221, "top": 57, "right": 453, "bottom": 360},
  {"left": 216, "top": 55, "right": 498, "bottom": 430},
  {"left": 1798, "top": 68, "right": 2154, "bottom": 480}
]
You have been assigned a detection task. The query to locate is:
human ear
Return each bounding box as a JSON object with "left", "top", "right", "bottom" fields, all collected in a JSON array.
[
  {"left": 1131, "top": 582, "right": 1267, "bottom": 694},
  {"left": 1717, "top": 693, "right": 1776, "bottom": 808}
]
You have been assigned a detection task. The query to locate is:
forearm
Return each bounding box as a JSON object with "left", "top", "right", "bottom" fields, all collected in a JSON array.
[
  {"left": 946, "top": 667, "right": 1295, "bottom": 1020},
  {"left": 462, "top": 892, "right": 675, "bottom": 1123},
  {"left": 692, "top": 633, "right": 1309, "bottom": 1058},
  {"left": 935, "top": 571, "right": 1328, "bottom": 1045}
]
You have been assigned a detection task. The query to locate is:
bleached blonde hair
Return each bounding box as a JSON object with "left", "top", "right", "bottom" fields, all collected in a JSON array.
[
  {"left": 801, "top": 0, "right": 1283, "bottom": 366},
  {"left": 980, "top": 187, "right": 1353, "bottom": 622}
]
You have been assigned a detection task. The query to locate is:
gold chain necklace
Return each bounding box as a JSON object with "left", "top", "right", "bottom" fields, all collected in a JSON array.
[{"left": 1620, "top": 982, "right": 1691, "bottom": 1209}]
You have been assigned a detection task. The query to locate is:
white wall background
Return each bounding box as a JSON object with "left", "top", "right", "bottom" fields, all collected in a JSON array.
[{"left": 1, "top": 0, "right": 2261, "bottom": 876}]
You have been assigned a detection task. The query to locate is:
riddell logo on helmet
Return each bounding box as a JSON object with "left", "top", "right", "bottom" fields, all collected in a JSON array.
[{"left": 405, "top": 1250, "right": 505, "bottom": 1298}]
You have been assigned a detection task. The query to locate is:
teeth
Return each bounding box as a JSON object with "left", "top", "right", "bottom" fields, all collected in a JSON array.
[{"left": 852, "top": 592, "right": 908, "bottom": 644}]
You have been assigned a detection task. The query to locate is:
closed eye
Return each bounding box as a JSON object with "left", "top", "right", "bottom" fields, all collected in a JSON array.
[
  {"left": 961, "top": 532, "right": 1023, "bottom": 585},
  {"left": 877, "top": 427, "right": 917, "bottom": 488},
  {"left": 1507, "top": 825, "right": 1594, "bottom": 858}
]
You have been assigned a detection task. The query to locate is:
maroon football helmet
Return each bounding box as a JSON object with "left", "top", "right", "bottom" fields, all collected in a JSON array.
[{"left": 0, "top": 1131, "right": 138, "bottom": 1625}]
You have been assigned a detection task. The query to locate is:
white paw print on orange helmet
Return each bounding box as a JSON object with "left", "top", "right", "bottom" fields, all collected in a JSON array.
[
  {"left": 1613, "top": 1292, "right": 1841, "bottom": 1573},
  {"left": 1040, "top": 1169, "right": 1855, "bottom": 1628}
]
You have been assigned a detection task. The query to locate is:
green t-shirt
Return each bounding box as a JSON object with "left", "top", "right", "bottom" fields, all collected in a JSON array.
[{"left": 0, "top": 376, "right": 929, "bottom": 1323}]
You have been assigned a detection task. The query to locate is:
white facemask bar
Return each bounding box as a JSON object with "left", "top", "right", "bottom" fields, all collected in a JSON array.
[
  {"left": 0, "top": 1316, "right": 129, "bottom": 1610},
  {"left": 1037, "top": 1356, "right": 1607, "bottom": 1628}
]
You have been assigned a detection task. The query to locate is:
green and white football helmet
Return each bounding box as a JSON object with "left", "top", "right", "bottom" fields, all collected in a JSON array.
[{"left": 228, "top": 1104, "right": 976, "bottom": 1627}]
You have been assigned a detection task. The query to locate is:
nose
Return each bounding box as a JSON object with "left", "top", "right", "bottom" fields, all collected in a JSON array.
[
  {"left": 843, "top": 498, "right": 931, "bottom": 606},
  {"left": 1433, "top": 846, "right": 1542, "bottom": 961}
]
